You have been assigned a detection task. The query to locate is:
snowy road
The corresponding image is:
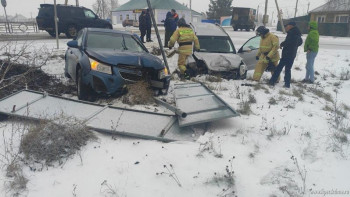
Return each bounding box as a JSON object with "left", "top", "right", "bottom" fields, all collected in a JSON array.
[
  {"left": 1, "top": 27, "right": 350, "bottom": 197},
  {"left": 1, "top": 26, "right": 350, "bottom": 50}
]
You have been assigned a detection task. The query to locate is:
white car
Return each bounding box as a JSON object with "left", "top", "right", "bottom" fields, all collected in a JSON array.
[{"left": 187, "top": 23, "right": 261, "bottom": 79}]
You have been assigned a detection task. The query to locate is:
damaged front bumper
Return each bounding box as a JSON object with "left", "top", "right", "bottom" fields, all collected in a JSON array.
[{"left": 84, "top": 66, "right": 170, "bottom": 96}]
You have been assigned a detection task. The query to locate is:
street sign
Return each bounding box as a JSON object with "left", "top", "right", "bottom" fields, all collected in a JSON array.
[{"left": 1, "top": 0, "right": 6, "bottom": 7}]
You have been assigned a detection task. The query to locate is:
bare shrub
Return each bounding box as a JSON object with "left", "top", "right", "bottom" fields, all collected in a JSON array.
[
  {"left": 342, "top": 103, "right": 350, "bottom": 112},
  {"left": 122, "top": 81, "right": 154, "bottom": 105},
  {"left": 156, "top": 164, "right": 182, "bottom": 187},
  {"left": 0, "top": 121, "right": 29, "bottom": 196},
  {"left": 100, "top": 180, "right": 126, "bottom": 197},
  {"left": 238, "top": 100, "right": 252, "bottom": 115},
  {"left": 0, "top": 41, "right": 75, "bottom": 98},
  {"left": 340, "top": 69, "right": 349, "bottom": 81},
  {"left": 206, "top": 157, "right": 236, "bottom": 196},
  {"left": 20, "top": 117, "right": 96, "bottom": 166},
  {"left": 248, "top": 94, "right": 257, "bottom": 104},
  {"left": 268, "top": 97, "right": 277, "bottom": 105},
  {"left": 292, "top": 88, "right": 304, "bottom": 101},
  {"left": 308, "top": 87, "right": 333, "bottom": 103},
  {"left": 267, "top": 123, "right": 292, "bottom": 140}
]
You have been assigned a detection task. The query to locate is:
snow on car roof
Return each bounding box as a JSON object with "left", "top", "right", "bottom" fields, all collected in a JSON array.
[{"left": 190, "top": 23, "right": 228, "bottom": 37}]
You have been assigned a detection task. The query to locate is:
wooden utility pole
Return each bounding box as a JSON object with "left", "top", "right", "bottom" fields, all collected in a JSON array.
[
  {"left": 54, "top": 0, "right": 59, "bottom": 49},
  {"left": 307, "top": 2, "right": 310, "bottom": 13},
  {"left": 146, "top": 0, "right": 170, "bottom": 73},
  {"left": 190, "top": 0, "right": 192, "bottom": 22},
  {"left": 64, "top": 0, "right": 79, "bottom": 6},
  {"left": 275, "top": 0, "right": 286, "bottom": 33},
  {"left": 294, "top": 0, "right": 299, "bottom": 18},
  {"left": 263, "top": 0, "right": 268, "bottom": 26},
  {"left": 257, "top": 5, "right": 260, "bottom": 23}
]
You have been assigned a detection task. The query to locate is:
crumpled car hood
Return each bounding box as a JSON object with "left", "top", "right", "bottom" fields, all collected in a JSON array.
[
  {"left": 193, "top": 52, "right": 242, "bottom": 72},
  {"left": 86, "top": 48, "right": 164, "bottom": 70}
]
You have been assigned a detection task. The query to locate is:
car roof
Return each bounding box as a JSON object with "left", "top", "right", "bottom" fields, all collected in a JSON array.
[
  {"left": 86, "top": 28, "right": 133, "bottom": 36},
  {"left": 190, "top": 23, "right": 228, "bottom": 37},
  {"left": 39, "top": 4, "right": 88, "bottom": 9}
]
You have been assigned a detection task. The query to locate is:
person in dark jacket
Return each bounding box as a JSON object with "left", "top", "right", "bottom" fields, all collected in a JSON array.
[
  {"left": 303, "top": 21, "right": 319, "bottom": 84},
  {"left": 146, "top": 9, "right": 153, "bottom": 42},
  {"left": 269, "top": 22, "right": 303, "bottom": 88},
  {"left": 139, "top": 11, "right": 147, "bottom": 43},
  {"left": 163, "top": 9, "right": 179, "bottom": 47}
]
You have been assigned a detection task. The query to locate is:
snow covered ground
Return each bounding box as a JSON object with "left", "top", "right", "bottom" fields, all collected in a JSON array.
[{"left": 1, "top": 30, "right": 350, "bottom": 197}]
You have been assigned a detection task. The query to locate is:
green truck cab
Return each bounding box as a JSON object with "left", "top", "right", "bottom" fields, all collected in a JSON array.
[{"left": 231, "top": 7, "right": 257, "bottom": 31}]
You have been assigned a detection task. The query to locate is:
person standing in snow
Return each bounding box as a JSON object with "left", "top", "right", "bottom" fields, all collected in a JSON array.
[
  {"left": 253, "top": 26, "right": 280, "bottom": 81},
  {"left": 145, "top": 9, "right": 153, "bottom": 42},
  {"left": 139, "top": 11, "right": 147, "bottom": 43},
  {"left": 269, "top": 22, "right": 303, "bottom": 88},
  {"left": 163, "top": 9, "right": 179, "bottom": 47},
  {"left": 303, "top": 21, "right": 319, "bottom": 84},
  {"left": 168, "top": 18, "right": 200, "bottom": 80}
]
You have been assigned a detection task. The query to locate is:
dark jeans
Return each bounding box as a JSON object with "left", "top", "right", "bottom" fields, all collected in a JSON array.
[
  {"left": 270, "top": 57, "right": 295, "bottom": 87},
  {"left": 146, "top": 27, "right": 151, "bottom": 41},
  {"left": 140, "top": 28, "right": 146, "bottom": 42},
  {"left": 164, "top": 29, "right": 175, "bottom": 47}
]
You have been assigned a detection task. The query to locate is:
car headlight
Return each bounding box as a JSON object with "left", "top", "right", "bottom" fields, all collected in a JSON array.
[
  {"left": 239, "top": 61, "right": 247, "bottom": 76},
  {"left": 89, "top": 58, "right": 112, "bottom": 75},
  {"left": 158, "top": 67, "right": 169, "bottom": 79}
]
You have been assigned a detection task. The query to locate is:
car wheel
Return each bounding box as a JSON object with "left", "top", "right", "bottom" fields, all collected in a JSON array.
[
  {"left": 246, "top": 29, "right": 250, "bottom": 32},
  {"left": 240, "top": 71, "right": 247, "bottom": 80},
  {"left": 106, "top": 25, "right": 112, "bottom": 29},
  {"left": 47, "top": 30, "right": 59, "bottom": 37},
  {"left": 64, "top": 70, "right": 71, "bottom": 78},
  {"left": 234, "top": 27, "right": 238, "bottom": 31},
  {"left": 66, "top": 25, "right": 78, "bottom": 38},
  {"left": 77, "top": 69, "right": 90, "bottom": 101}
]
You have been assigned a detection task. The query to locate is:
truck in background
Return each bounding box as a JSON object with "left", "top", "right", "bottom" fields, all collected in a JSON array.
[{"left": 231, "top": 7, "right": 257, "bottom": 31}]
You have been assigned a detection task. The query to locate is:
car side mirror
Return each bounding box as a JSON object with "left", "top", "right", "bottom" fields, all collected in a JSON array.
[{"left": 67, "top": 40, "right": 79, "bottom": 48}]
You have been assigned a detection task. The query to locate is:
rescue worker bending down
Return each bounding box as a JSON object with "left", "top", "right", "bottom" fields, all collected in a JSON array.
[
  {"left": 168, "top": 18, "right": 200, "bottom": 79},
  {"left": 253, "top": 26, "right": 280, "bottom": 81}
]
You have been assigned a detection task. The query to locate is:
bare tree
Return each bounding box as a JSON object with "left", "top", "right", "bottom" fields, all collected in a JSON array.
[
  {"left": 0, "top": 41, "right": 51, "bottom": 93},
  {"left": 93, "top": 0, "right": 119, "bottom": 19}
]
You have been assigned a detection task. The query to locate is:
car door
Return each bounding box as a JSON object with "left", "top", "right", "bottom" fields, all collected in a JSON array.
[
  {"left": 237, "top": 36, "right": 261, "bottom": 70},
  {"left": 67, "top": 30, "right": 84, "bottom": 81},
  {"left": 82, "top": 9, "right": 102, "bottom": 28}
]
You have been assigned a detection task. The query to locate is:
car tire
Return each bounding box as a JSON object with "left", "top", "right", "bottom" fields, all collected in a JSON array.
[
  {"left": 77, "top": 69, "right": 90, "bottom": 101},
  {"left": 246, "top": 29, "right": 250, "bottom": 32},
  {"left": 48, "top": 30, "right": 59, "bottom": 37},
  {"left": 240, "top": 71, "right": 247, "bottom": 80},
  {"left": 106, "top": 25, "right": 113, "bottom": 29},
  {"left": 66, "top": 25, "right": 78, "bottom": 38}
]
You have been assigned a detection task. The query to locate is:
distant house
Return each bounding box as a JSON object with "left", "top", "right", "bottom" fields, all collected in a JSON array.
[
  {"left": 111, "top": 0, "right": 202, "bottom": 25},
  {"left": 309, "top": 0, "right": 350, "bottom": 36},
  {"left": 310, "top": 0, "right": 350, "bottom": 23}
]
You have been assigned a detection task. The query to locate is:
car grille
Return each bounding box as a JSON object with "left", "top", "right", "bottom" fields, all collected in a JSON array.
[{"left": 117, "top": 65, "right": 143, "bottom": 81}]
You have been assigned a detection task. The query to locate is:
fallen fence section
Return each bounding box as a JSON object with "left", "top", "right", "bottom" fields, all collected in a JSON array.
[
  {"left": 0, "top": 90, "right": 194, "bottom": 142},
  {"left": 174, "top": 83, "right": 239, "bottom": 127}
]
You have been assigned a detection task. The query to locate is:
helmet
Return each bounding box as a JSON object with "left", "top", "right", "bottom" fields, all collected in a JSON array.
[
  {"left": 177, "top": 18, "right": 187, "bottom": 27},
  {"left": 256, "top": 26, "right": 269, "bottom": 36}
]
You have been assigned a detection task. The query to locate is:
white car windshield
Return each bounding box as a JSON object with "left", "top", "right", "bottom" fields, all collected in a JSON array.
[
  {"left": 86, "top": 32, "right": 146, "bottom": 53},
  {"left": 197, "top": 36, "right": 236, "bottom": 53}
]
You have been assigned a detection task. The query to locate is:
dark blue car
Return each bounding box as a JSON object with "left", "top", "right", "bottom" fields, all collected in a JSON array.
[{"left": 65, "top": 28, "right": 170, "bottom": 100}]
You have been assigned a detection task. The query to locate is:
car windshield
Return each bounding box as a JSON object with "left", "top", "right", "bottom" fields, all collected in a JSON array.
[
  {"left": 197, "top": 36, "right": 235, "bottom": 53},
  {"left": 86, "top": 32, "right": 146, "bottom": 53}
]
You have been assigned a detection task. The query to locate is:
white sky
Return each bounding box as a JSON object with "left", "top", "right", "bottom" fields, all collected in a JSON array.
[{"left": 1, "top": 0, "right": 326, "bottom": 19}]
